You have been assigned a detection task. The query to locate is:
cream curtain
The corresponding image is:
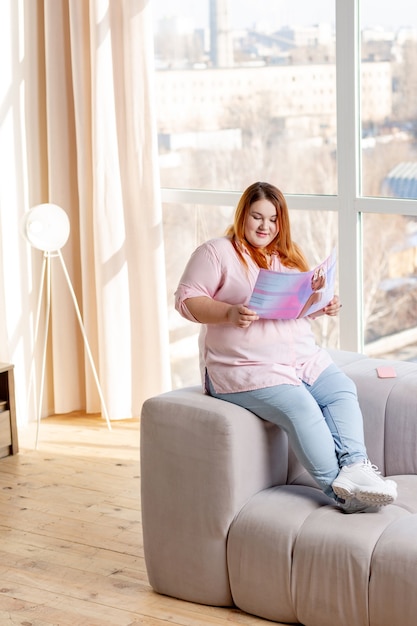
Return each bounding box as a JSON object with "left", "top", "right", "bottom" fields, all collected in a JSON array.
[{"left": 0, "top": 0, "right": 170, "bottom": 425}]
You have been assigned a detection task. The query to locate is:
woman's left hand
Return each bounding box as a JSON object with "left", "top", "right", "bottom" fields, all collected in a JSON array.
[{"left": 323, "top": 295, "right": 342, "bottom": 316}]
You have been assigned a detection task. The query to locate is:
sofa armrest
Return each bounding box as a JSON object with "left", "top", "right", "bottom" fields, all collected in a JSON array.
[
  {"left": 384, "top": 370, "right": 417, "bottom": 475},
  {"left": 140, "top": 386, "right": 288, "bottom": 606},
  {"left": 339, "top": 357, "right": 417, "bottom": 476}
]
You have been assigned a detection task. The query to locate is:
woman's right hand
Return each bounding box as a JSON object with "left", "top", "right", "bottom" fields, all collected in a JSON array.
[
  {"left": 184, "top": 297, "right": 259, "bottom": 327},
  {"left": 227, "top": 304, "right": 259, "bottom": 328}
]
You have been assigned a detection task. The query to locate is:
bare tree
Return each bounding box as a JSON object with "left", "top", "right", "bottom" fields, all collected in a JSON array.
[
  {"left": 392, "top": 40, "right": 417, "bottom": 123},
  {"left": 363, "top": 212, "right": 417, "bottom": 342}
]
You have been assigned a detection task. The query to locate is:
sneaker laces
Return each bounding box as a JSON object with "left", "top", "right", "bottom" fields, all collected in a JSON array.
[{"left": 362, "top": 459, "right": 382, "bottom": 476}]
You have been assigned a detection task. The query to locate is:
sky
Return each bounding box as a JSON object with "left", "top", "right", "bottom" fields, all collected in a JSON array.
[{"left": 153, "top": 0, "right": 417, "bottom": 31}]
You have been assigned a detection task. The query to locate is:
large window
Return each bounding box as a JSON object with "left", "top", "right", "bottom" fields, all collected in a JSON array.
[
  {"left": 153, "top": 1, "right": 417, "bottom": 388},
  {"left": 362, "top": 212, "right": 417, "bottom": 360},
  {"left": 360, "top": 1, "right": 417, "bottom": 360},
  {"left": 163, "top": 199, "right": 235, "bottom": 388},
  {"left": 360, "top": 1, "right": 417, "bottom": 199},
  {"left": 154, "top": 0, "right": 336, "bottom": 194}
]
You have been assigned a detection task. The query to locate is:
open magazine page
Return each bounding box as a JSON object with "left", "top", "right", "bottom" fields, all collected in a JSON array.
[{"left": 248, "top": 249, "right": 337, "bottom": 320}]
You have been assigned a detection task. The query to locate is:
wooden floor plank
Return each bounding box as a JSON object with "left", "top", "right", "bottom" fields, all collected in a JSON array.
[{"left": 0, "top": 414, "right": 291, "bottom": 626}]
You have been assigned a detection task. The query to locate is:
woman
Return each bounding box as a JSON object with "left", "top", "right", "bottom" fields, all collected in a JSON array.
[{"left": 175, "top": 182, "right": 397, "bottom": 513}]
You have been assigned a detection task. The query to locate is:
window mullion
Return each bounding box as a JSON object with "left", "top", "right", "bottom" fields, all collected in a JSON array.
[{"left": 336, "top": 0, "right": 363, "bottom": 351}]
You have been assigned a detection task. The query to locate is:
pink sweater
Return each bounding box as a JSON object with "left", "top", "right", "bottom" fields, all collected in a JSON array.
[{"left": 175, "top": 237, "right": 332, "bottom": 394}]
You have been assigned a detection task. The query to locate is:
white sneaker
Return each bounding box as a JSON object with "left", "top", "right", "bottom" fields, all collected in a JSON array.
[{"left": 332, "top": 459, "right": 397, "bottom": 505}]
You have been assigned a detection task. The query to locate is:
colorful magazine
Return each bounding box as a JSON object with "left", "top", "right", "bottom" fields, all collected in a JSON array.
[{"left": 248, "top": 249, "right": 337, "bottom": 320}]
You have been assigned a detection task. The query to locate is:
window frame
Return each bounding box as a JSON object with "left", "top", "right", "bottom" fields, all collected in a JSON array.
[{"left": 160, "top": 0, "right": 417, "bottom": 353}]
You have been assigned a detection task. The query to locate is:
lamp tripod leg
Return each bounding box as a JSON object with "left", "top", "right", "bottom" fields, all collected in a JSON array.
[
  {"left": 57, "top": 250, "right": 112, "bottom": 431},
  {"left": 27, "top": 253, "right": 47, "bottom": 429},
  {"left": 35, "top": 253, "right": 51, "bottom": 449}
]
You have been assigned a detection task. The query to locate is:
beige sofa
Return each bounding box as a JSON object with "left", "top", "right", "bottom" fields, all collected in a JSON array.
[{"left": 141, "top": 350, "right": 417, "bottom": 626}]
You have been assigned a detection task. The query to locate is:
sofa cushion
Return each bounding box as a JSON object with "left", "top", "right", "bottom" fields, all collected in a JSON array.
[
  {"left": 369, "top": 514, "right": 417, "bottom": 626},
  {"left": 227, "top": 485, "right": 329, "bottom": 623},
  {"left": 227, "top": 484, "right": 416, "bottom": 626}
]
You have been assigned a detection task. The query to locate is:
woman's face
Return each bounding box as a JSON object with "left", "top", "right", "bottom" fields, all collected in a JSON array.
[{"left": 244, "top": 198, "right": 278, "bottom": 249}]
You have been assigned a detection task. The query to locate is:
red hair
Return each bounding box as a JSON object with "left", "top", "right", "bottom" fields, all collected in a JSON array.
[{"left": 226, "top": 182, "right": 309, "bottom": 271}]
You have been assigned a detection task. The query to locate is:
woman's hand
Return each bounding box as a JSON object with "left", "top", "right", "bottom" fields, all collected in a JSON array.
[
  {"left": 309, "top": 294, "right": 342, "bottom": 320},
  {"left": 323, "top": 294, "right": 342, "bottom": 317},
  {"left": 184, "top": 296, "right": 259, "bottom": 327},
  {"left": 227, "top": 304, "right": 259, "bottom": 328},
  {"left": 311, "top": 267, "right": 326, "bottom": 292}
]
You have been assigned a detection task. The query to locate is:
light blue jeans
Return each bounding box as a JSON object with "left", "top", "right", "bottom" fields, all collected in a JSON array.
[{"left": 206, "top": 364, "right": 367, "bottom": 500}]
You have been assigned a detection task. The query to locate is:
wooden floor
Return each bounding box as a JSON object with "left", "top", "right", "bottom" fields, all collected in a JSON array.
[{"left": 0, "top": 413, "right": 291, "bottom": 626}]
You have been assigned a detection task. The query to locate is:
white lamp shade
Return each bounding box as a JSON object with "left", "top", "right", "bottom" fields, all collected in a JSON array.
[{"left": 21, "top": 203, "right": 70, "bottom": 252}]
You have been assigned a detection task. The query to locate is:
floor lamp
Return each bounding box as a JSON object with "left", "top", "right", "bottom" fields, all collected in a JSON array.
[{"left": 22, "top": 203, "right": 111, "bottom": 448}]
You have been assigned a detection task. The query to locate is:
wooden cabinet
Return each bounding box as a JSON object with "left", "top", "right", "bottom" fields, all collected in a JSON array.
[{"left": 0, "top": 363, "right": 18, "bottom": 458}]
